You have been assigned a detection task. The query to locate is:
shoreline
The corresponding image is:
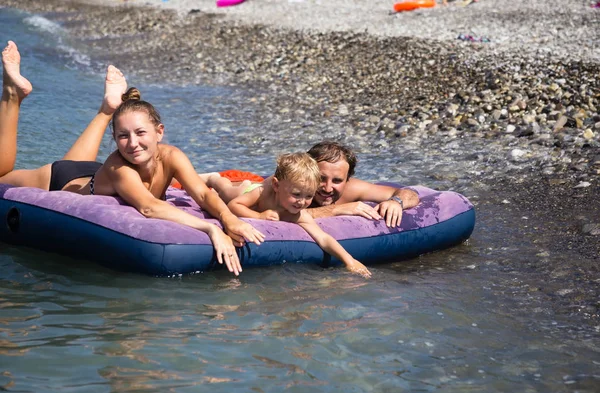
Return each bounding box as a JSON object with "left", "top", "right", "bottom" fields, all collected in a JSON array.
[
  {"left": 78, "top": 0, "right": 600, "bottom": 62},
  {"left": 1, "top": 0, "right": 599, "bottom": 318}
]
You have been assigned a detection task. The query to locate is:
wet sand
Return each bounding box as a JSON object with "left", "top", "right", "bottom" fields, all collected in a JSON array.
[{"left": 1, "top": 0, "right": 599, "bottom": 320}]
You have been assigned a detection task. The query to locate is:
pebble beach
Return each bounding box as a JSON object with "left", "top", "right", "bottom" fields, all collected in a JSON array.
[{"left": 1, "top": 0, "right": 599, "bottom": 317}]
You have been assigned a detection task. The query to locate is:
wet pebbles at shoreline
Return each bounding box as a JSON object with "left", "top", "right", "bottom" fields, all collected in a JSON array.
[{"left": 3, "top": 0, "right": 599, "bottom": 184}]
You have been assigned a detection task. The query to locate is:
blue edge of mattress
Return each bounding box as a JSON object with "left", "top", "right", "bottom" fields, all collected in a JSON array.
[{"left": 0, "top": 200, "right": 475, "bottom": 277}]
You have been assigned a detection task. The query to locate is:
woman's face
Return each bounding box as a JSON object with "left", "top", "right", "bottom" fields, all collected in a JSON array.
[{"left": 113, "top": 111, "right": 164, "bottom": 165}]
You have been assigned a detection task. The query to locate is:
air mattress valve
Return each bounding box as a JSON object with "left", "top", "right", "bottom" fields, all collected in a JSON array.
[{"left": 7, "top": 207, "right": 20, "bottom": 233}]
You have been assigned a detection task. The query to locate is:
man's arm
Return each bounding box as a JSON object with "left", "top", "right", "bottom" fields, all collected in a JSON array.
[
  {"left": 346, "top": 178, "right": 420, "bottom": 227},
  {"left": 342, "top": 178, "right": 419, "bottom": 208},
  {"left": 307, "top": 178, "right": 420, "bottom": 226},
  {"left": 307, "top": 201, "right": 385, "bottom": 220}
]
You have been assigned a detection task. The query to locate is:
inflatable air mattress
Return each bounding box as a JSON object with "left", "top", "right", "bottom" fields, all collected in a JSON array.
[{"left": 0, "top": 183, "right": 475, "bottom": 276}]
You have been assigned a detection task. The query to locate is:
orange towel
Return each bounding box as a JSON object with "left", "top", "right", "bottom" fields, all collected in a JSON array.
[
  {"left": 219, "top": 169, "right": 265, "bottom": 183},
  {"left": 171, "top": 169, "right": 265, "bottom": 190}
]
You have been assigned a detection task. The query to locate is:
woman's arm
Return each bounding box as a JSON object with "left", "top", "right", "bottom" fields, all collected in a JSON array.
[
  {"left": 296, "top": 212, "right": 371, "bottom": 278},
  {"left": 107, "top": 161, "right": 244, "bottom": 276},
  {"left": 170, "top": 147, "right": 265, "bottom": 246}
]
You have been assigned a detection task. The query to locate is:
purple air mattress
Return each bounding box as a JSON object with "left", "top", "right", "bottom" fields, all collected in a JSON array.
[{"left": 0, "top": 183, "right": 475, "bottom": 276}]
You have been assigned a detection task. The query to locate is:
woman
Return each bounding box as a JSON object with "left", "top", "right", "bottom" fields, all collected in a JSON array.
[{"left": 0, "top": 40, "right": 264, "bottom": 276}]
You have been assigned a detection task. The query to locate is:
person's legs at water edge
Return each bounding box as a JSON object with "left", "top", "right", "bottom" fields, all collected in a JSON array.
[{"left": 0, "top": 40, "right": 127, "bottom": 190}]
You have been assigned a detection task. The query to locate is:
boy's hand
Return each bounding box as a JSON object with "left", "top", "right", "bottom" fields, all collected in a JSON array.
[
  {"left": 260, "top": 210, "right": 280, "bottom": 221},
  {"left": 346, "top": 259, "right": 372, "bottom": 278}
]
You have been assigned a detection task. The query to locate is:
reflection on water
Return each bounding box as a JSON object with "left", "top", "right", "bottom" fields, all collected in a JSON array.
[
  {"left": 0, "top": 7, "right": 599, "bottom": 393},
  {"left": 1, "top": 237, "right": 599, "bottom": 392}
]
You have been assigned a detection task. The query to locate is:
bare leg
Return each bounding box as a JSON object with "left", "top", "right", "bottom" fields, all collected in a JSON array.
[
  {"left": 202, "top": 173, "right": 251, "bottom": 203},
  {"left": 0, "top": 41, "right": 32, "bottom": 177},
  {"left": 62, "top": 65, "right": 127, "bottom": 161},
  {"left": 0, "top": 41, "right": 54, "bottom": 188}
]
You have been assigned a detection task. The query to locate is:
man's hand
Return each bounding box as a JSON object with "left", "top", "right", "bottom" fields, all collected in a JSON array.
[
  {"left": 375, "top": 200, "right": 403, "bottom": 227},
  {"left": 332, "top": 201, "right": 382, "bottom": 220}
]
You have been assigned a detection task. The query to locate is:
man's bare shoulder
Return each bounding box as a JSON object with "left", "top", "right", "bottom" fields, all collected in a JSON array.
[
  {"left": 337, "top": 177, "right": 375, "bottom": 203},
  {"left": 339, "top": 178, "right": 401, "bottom": 204}
]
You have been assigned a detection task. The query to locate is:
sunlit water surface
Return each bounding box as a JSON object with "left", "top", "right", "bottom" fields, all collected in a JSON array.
[{"left": 0, "top": 8, "right": 598, "bottom": 393}]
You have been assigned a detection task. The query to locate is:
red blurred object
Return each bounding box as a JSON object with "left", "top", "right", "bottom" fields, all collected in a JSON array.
[{"left": 393, "top": 0, "right": 436, "bottom": 12}]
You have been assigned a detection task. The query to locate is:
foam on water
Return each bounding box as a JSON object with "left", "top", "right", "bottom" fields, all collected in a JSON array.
[
  {"left": 23, "top": 14, "right": 91, "bottom": 67},
  {"left": 23, "top": 14, "right": 63, "bottom": 34}
]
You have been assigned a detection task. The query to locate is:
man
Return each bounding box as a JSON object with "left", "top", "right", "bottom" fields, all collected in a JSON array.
[{"left": 306, "top": 141, "right": 419, "bottom": 227}]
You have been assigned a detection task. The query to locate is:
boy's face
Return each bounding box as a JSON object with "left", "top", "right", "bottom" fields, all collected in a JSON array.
[{"left": 274, "top": 179, "right": 316, "bottom": 214}]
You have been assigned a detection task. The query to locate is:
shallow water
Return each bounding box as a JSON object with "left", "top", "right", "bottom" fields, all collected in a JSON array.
[{"left": 0, "top": 8, "right": 598, "bottom": 393}]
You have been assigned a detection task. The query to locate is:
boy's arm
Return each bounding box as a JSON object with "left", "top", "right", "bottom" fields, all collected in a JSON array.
[
  {"left": 228, "top": 185, "right": 281, "bottom": 221},
  {"left": 227, "top": 188, "right": 264, "bottom": 219},
  {"left": 297, "top": 212, "right": 371, "bottom": 277}
]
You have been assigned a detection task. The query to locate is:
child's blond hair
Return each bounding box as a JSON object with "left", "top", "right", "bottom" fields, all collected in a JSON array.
[{"left": 274, "top": 153, "right": 321, "bottom": 193}]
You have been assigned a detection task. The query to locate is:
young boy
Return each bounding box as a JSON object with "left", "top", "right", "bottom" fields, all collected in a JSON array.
[{"left": 227, "top": 153, "right": 371, "bottom": 278}]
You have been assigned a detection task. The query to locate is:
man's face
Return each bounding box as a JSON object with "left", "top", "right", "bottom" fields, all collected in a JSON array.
[{"left": 312, "top": 159, "right": 350, "bottom": 206}]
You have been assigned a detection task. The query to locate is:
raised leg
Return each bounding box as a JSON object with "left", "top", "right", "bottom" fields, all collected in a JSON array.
[
  {"left": 0, "top": 40, "right": 32, "bottom": 177},
  {"left": 0, "top": 41, "right": 56, "bottom": 188},
  {"left": 62, "top": 65, "right": 127, "bottom": 162},
  {"left": 202, "top": 173, "right": 251, "bottom": 203}
]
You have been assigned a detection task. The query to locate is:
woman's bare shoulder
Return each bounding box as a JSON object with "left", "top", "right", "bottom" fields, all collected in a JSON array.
[
  {"left": 158, "top": 144, "right": 185, "bottom": 160},
  {"left": 103, "top": 150, "right": 128, "bottom": 168}
]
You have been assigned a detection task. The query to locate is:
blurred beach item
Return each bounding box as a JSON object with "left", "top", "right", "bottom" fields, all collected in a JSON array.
[
  {"left": 457, "top": 33, "right": 490, "bottom": 42},
  {"left": 216, "top": 0, "right": 246, "bottom": 7},
  {"left": 393, "top": 0, "right": 436, "bottom": 12},
  {"left": 593, "top": 1, "right": 600, "bottom": 8}
]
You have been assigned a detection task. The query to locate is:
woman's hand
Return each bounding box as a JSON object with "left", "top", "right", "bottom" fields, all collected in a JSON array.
[
  {"left": 346, "top": 258, "right": 372, "bottom": 278},
  {"left": 259, "top": 210, "right": 279, "bottom": 221},
  {"left": 221, "top": 213, "right": 265, "bottom": 247},
  {"left": 207, "top": 225, "right": 243, "bottom": 276}
]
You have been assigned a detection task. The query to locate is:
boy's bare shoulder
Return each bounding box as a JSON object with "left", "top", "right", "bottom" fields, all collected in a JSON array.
[{"left": 255, "top": 183, "right": 275, "bottom": 209}]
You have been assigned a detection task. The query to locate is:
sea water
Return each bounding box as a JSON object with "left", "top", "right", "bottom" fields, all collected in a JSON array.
[{"left": 0, "top": 7, "right": 598, "bottom": 393}]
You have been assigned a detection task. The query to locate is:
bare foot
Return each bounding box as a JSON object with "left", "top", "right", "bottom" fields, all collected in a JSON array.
[
  {"left": 100, "top": 65, "right": 127, "bottom": 115},
  {"left": 2, "top": 41, "right": 33, "bottom": 101},
  {"left": 200, "top": 172, "right": 222, "bottom": 187},
  {"left": 236, "top": 179, "right": 252, "bottom": 191},
  {"left": 201, "top": 173, "right": 254, "bottom": 202},
  {"left": 206, "top": 174, "right": 252, "bottom": 193}
]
